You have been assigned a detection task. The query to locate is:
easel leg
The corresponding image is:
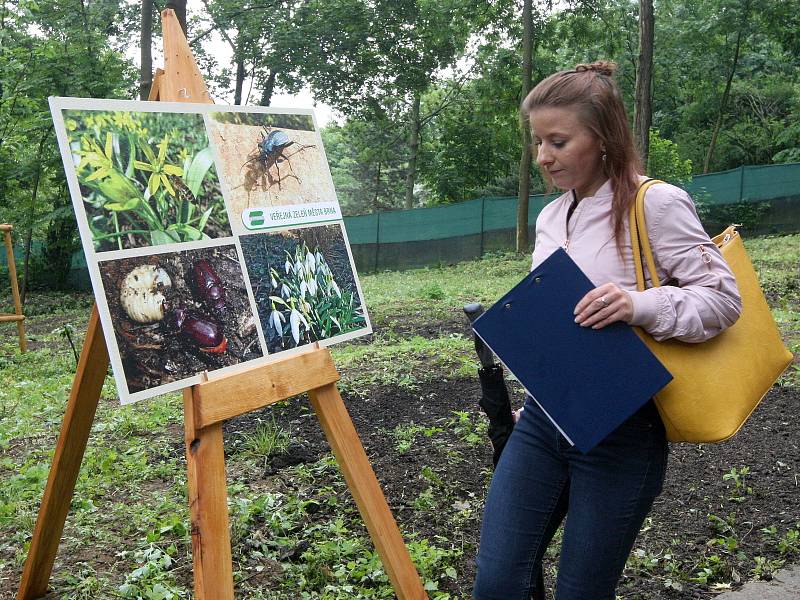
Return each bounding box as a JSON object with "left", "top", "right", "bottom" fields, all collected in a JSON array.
[
  {"left": 17, "top": 305, "right": 108, "bottom": 600},
  {"left": 184, "top": 387, "right": 234, "bottom": 600},
  {"left": 309, "top": 383, "right": 427, "bottom": 600}
]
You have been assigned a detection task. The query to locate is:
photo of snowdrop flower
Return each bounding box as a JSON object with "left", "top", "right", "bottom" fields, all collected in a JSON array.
[{"left": 240, "top": 224, "right": 370, "bottom": 354}]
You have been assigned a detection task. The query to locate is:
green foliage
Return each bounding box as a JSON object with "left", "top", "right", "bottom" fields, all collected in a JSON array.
[
  {"left": 0, "top": 0, "right": 137, "bottom": 290},
  {"left": 241, "top": 417, "right": 292, "bottom": 463},
  {"left": 647, "top": 129, "right": 693, "bottom": 183},
  {"left": 66, "top": 110, "right": 227, "bottom": 250},
  {"left": 118, "top": 545, "right": 187, "bottom": 600}
]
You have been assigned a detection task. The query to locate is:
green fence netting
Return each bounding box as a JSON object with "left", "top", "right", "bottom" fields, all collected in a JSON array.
[{"left": 3, "top": 163, "right": 799, "bottom": 284}]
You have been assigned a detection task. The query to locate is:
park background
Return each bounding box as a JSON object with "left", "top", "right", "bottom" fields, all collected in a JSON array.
[{"left": 1, "top": 1, "right": 800, "bottom": 599}]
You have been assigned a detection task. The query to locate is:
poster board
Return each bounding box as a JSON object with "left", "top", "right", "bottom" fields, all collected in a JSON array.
[{"left": 49, "top": 98, "right": 372, "bottom": 404}]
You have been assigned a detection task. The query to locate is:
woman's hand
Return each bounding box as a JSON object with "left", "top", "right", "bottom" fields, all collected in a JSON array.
[{"left": 574, "top": 283, "right": 633, "bottom": 329}]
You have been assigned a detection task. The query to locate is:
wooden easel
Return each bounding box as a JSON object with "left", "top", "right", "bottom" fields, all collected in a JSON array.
[
  {"left": 17, "top": 10, "right": 426, "bottom": 600},
  {"left": 1, "top": 224, "right": 26, "bottom": 352}
]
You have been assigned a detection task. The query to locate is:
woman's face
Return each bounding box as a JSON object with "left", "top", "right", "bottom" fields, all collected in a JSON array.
[{"left": 529, "top": 106, "right": 607, "bottom": 199}]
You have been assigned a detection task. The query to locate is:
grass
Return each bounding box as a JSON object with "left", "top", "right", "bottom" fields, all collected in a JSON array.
[{"left": 0, "top": 233, "right": 798, "bottom": 599}]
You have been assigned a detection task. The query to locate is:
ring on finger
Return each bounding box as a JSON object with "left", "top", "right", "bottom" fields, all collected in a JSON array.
[{"left": 597, "top": 296, "right": 609, "bottom": 307}]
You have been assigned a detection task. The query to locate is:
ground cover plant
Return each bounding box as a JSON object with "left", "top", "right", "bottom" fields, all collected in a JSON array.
[{"left": 0, "top": 233, "right": 798, "bottom": 599}]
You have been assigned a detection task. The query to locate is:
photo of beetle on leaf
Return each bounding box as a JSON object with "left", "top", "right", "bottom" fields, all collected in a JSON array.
[
  {"left": 208, "top": 111, "right": 336, "bottom": 229},
  {"left": 64, "top": 110, "right": 232, "bottom": 252},
  {"left": 98, "top": 245, "right": 263, "bottom": 396},
  {"left": 240, "top": 224, "right": 369, "bottom": 354}
]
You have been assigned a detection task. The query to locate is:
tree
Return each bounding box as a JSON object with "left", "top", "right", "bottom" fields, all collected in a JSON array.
[
  {"left": 633, "top": 0, "right": 653, "bottom": 165},
  {"left": 140, "top": 0, "right": 154, "bottom": 99},
  {"left": 293, "top": 0, "right": 507, "bottom": 208},
  {"left": 0, "top": 0, "right": 136, "bottom": 300},
  {"left": 702, "top": 0, "right": 750, "bottom": 173},
  {"left": 516, "top": 0, "right": 534, "bottom": 252}
]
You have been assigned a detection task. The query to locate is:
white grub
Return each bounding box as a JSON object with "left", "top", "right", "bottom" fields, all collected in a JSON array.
[{"left": 120, "top": 265, "right": 172, "bottom": 323}]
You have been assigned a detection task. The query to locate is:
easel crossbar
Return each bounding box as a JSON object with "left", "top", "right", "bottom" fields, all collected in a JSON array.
[{"left": 192, "top": 348, "right": 340, "bottom": 429}]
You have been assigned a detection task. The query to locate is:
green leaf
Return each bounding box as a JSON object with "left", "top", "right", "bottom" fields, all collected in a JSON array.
[
  {"left": 178, "top": 199, "right": 194, "bottom": 224},
  {"left": 197, "top": 206, "right": 214, "bottom": 232},
  {"left": 84, "top": 167, "right": 111, "bottom": 182},
  {"left": 150, "top": 229, "right": 180, "bottom": 245},
  {"left": 184, "top": 147, "right": 215, "bottom": 197},
  {"left": 166, "top": 223, "right": 203, "bottom": 241},
  {"left": 104, "top": 198, "right": 142, "bottom": 212}
]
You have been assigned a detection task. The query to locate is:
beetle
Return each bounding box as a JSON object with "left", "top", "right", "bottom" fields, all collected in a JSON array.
[
  {"left": 191, "top": 259, "right": 226, "bottom": 312},
  {"left": 169, "top": 307, "right": 228, "bottom": 354},
  {"left": 240, "top": 126, "right": 316, "bottom": 192}
]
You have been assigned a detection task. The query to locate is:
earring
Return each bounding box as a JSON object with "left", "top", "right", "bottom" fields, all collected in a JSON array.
[{"left": 602, "top": 152, "right": 607, "bottom": 163}]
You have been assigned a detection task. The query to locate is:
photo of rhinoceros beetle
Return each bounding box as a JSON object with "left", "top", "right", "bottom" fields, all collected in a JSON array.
[
  {"left": 99, "top": 245, "right": 263, "bottom": 395},
  {"left": 191, "top": 258, "right": 227, "bottom": 313}
]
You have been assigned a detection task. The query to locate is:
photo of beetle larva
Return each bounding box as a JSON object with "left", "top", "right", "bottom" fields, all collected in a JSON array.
[
  {"left": 240, "top": 224, "right": 369, "bottom": 355},
  {"left": 207, "top": 112, "right": 336, "bottom": 227},
  {"left": 98, "top": 245, "right": 263, "bottom": 395},
  {"left": 64, "top": 109, "right": 232, "bottom": 252}
]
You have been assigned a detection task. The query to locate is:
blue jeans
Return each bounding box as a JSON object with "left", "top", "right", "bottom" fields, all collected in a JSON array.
[{"left": 473, "top": 397, "right": 668, "bottom": 600}]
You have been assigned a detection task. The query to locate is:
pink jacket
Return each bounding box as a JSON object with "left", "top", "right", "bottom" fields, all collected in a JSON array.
[{"left": 530, "top": 179, "right": 742, "bottom": 343}]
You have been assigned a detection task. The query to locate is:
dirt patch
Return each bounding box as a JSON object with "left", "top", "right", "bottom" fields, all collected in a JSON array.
[{"left": 222, "top": 371, "right": 800, "bottom": 598}]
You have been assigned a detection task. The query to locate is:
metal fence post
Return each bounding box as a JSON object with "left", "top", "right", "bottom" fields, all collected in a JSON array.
[
  {"left": 479, "top": 198, "right": 485, "bottom": 258},
  {"left": 740, "top": 165, "right": 745, "bottom": 202},
  {"left": 374, "top": 211, "right": 380, "bottom": 273}
]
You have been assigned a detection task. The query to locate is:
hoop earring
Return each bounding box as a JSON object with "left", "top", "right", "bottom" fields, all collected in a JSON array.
[{"left": 601, "top": 152, "right": 607, "bottom": 163}]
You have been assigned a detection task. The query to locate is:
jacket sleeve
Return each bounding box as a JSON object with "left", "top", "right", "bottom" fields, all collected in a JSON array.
[{"left": 627, "top": 186, "right": 742, "bottom": 343}]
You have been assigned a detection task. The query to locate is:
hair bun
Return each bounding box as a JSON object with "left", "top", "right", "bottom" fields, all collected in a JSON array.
[{"left": 574, "top": 61, "right": 617, "bottom": 77}]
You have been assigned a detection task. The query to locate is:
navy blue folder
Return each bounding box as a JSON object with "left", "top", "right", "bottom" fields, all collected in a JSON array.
[{"left": 472, "top": 248, "right": 672, "bottom": 453}]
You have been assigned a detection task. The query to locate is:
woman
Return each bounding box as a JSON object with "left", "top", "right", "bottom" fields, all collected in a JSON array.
[{"left": 472, "top": 61, "right": 742, "bottom": 600}]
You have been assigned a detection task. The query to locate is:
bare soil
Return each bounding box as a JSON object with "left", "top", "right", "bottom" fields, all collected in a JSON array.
[{"left": 225, "top": 369, "right": 800, "bottom": 599}]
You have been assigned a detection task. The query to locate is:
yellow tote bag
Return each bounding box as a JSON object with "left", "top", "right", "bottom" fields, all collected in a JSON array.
[{"left": 629, "top": 180, "right": 794, "bottom": 443}]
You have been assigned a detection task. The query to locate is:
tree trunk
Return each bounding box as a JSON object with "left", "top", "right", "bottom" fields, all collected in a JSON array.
[
  {"left": 403, "top": 92, "right": 421, "bottom": 210},
  {"left": 165, "top": 0, "right": 187, "bottom": 35},
  {"left": 703, "top": 27, "right": 743, "bottom": 173},
  {"left": 373, "top": 161, "right": 382, "bottom": 211},
  {"left": 633, "top": 0, "right": 654, "bottom": 167},
  {"left": 234, "top": 53, "right": 245, "bottom": 105},
  {"left": 259, "top": 71, "right": 277, "bottom": 106},
  {"left": 139, "top": 0, "right": 153, "bottom": 100},
  {"left": 516, "top": 0, "right": 533, "bottom": 253},
  {"left": 21, "top": 161, "right": 43, "bottom": 306}
]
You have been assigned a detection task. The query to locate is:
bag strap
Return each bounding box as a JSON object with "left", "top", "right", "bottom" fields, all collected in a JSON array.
[{"left": 629, "top": 179, "right": 665, "bottom": 291}]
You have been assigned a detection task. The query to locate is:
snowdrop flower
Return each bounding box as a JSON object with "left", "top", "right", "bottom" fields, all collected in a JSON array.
[
  {"left": 281, "top": 283, "right": 290, "bottom": 298},
  {"left": 305, "top": 252, "right": 316, "bottom": 273},
  {"left": 307, "top": 279, "right": 318, "bottom": 297},
  {"left": 289, "top": 308, "right": 309, "bottom": 345},
  {"left": 270, "top": 309, "right": 285, "bottom": 334},
  {"left": 329, "top": 280, "right": 341, "bottom": 297},
  {"left": 271, "top": 275, "right": 278, "bottom": 288},
  {"left": 285, "top": 259, "right": 292, "bottom": 274},
  {"left": 300, "top": 280, "right": 308, "bottom": 300}
]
